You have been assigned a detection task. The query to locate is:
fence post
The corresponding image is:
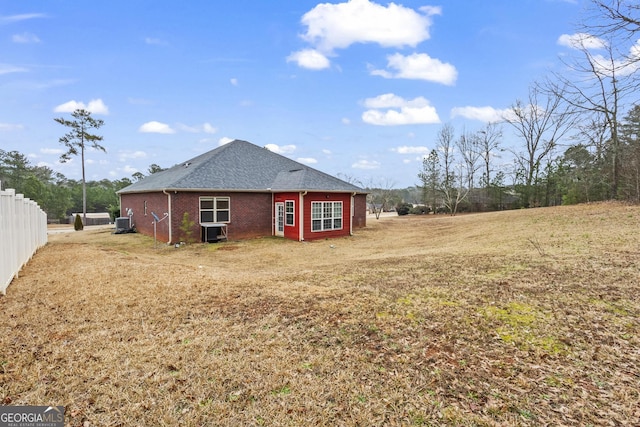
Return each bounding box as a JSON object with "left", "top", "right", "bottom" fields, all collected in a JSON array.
[{"left": 0, "top": 188, "right": 48, "bottom": 294}]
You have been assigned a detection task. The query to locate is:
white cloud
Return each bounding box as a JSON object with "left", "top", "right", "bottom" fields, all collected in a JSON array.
[
  {"left": 139, "top": 121, "right": 175, "bottom": 134},
  {"left": 265, "top": 144, "right": 296, "bottom": 154},
  {"left": 300, "top": 0, "right": 436, "bottom": 53},
  {"left": 54, "top": 100, "right": 84, "bottom": 112},
  {"left": 218, "top": 137, "right": 235, "bottom": 146},
  {"left": 392, "top": 145, "right": 430, "bottom": 154},
  {"left": 53, "top": 98, "right": 109, "bottom": 115},
  {"left": 341, "top": 117, "right": 351, "bottom": 125},
  {"left": 362, "top": 93, "right": 440, "bottom": 125},
  {"left": 297, "top": 157, "right": 318, "bottom": 164},
  {"left": 419, "top": 6, "right": 442, "bottom": 16},
  {"left": 176, "top": 122, "right": 218, "bottom": 134},
  {"left": 451, "top": 106, "right": 511, "bottom": 123},
  {"left": 286, "top": 49, "right": 330, "bottom": 70},
  {"left": 0, "top": 123, "right": 24, "bottom": 131},
  {"left": 290, "top": 0, "right": 441, "bottom": 69},
  {"left": 12, "top": 32, "right": 40, "bottom": 43},
  {"left": 230, "top": 78, "right": 238, "bottom": 86},
  {"left": 322, "top": 149, "right": 332, "bottom": 155},
  {"left": 86, "top": 99, "right": 109, "bottom": 114},
  {"left": 352, "top": 159, "right": 381, "bottom": 170},
  {"left": 590, "top": 39, "right": 640, "bottom": 76},
  {"left": 39, "top": 147, "right": 64, "bottom": 155},
  {"left": 556, "top": 34, "right": 640, "bottom": 76},
  {"left": 371, "top": 52, "right": 457, "bottom": 85},
  {"left": 121, "top": 165, "right": 139, "bottom": 175},
  {"left": 363, "top": 93, "right": 420, "bottom": 109},
  {"left": 0, "top": 64, "right": 28, "bottom": 75},
  {"left": 118, "top": 150, "right": 147, "bottom": 161},
  {"left": 203, "top": 123, "right": 217, "bottom": 134},
  {"left": 0, "top": 13, "right": 46, "bottom": 25},
  {"left": 557, "top": 33, "right": 606, "bottom": 50}
]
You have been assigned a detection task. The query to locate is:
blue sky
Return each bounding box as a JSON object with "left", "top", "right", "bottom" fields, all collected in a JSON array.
[{"left": 1, "top": 0, "right": 587, "bottom": 188}]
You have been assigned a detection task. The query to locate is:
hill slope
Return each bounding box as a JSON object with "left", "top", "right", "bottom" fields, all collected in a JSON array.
[{"left": 1, "top": 202, "right": 639, "bottom": 426}]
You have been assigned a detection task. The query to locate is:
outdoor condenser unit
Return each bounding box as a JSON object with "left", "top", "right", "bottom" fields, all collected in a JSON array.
[{"left": 115, "top": 216, "right": 132, "bottom": 234}]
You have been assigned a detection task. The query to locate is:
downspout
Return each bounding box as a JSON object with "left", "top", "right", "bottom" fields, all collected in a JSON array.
[
  {"left": 350, "top": 192, "right": 356, "bottom": 236},
  {"left": 300, "top": 191, "right": 307, "bottom": 241},
  {"left": 162, "top": 189, "right": 172, "bottom": 244},
  {"left": 271, "top": 192, "right": 274, "bottom": 236}
]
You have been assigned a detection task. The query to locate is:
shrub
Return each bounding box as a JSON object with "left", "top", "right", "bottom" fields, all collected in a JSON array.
[
  {"left": 74, "top": 214, "right": 84, "bottom": 231},
  {"left": 396, "top": 202, "right": 413, "bottom": 216},
  {"left": 410, "top": 205, "right": 430, "bottom": 215},
  {"left": 179, "top": 212, "right": 196, "bottom": 243}
]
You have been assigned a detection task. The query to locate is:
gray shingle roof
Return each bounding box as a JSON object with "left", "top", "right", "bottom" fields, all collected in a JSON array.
[{"left": 117, "top": 140, "right": 366, "bottom": 194}]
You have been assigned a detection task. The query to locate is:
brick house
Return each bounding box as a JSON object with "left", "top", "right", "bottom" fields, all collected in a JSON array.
[{"left": 117, "top": 140, "right": 367, "bottom": 243}]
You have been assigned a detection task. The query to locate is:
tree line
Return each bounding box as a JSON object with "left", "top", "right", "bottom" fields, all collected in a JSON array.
[
  {"left": 413, "top": 102, "right": 640, "bottom": 214},
  {"left": 368, "top": 100, "right": 640, "bottom": 216},
  {"left": 0, "top": 149, "right": 164, "bottom": 222},
  {"left": 0, "top": 149, "right": 122, "bottom": 221},
  {"left": 365, "top": 1, "right": 640, "bottom": 215}
]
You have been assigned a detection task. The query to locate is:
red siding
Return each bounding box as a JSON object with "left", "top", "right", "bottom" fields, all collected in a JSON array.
[
  {"left": 302, "top": 192, "right": 352, "bottom": 240},
  {"left": 274, "top": 192, "right": 301, "bottom": 240}
]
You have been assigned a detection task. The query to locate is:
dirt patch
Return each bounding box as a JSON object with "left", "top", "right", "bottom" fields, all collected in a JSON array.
[{"left": 2, "top": 202, "right": 640, "bottom": 426}]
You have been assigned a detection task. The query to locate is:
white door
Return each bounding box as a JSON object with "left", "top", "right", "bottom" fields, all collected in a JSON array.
[{"left": 275, "top": 202, "right": 284, "bottom": 237}]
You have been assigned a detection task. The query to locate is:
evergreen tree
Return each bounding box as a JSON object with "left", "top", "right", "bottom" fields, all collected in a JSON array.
[{"left": 54, "top": 109, "right": 106, "bottom": 226}]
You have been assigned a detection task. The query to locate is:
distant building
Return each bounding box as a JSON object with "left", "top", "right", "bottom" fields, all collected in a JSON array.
[{"left": 69, "top": 212, "right": 111, "bottom": 225}]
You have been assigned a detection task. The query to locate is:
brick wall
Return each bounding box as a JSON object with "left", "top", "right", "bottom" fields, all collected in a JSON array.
[
  {"left": 121, "top": 190, "right": 367, "bottom": 243},
  {"left": 120, "top": 192, "right": 171, "bottom": 242},
  {"left": 353, "top": 193, "right": 367, "bottom": 228},
  {"left": 122, "top": 191, "right": 272, "bottom": 243}
]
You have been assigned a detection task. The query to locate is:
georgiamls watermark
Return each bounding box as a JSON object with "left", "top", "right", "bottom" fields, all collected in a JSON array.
[{"left": 0, "top": 406, "right": 64, "bottom": 427}]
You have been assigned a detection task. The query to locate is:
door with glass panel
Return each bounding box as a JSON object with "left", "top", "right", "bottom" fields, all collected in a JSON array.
[{"left": 275, "top": 202, "right": 284, "bottom": 237}]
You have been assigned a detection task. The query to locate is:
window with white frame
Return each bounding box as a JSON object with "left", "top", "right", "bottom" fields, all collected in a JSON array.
[
  {"left": 311, "top": 201, "right": 342, "bottom": 231},
  {"left": 199, "top": 197, "right": 230, "bottom": 223},
  {"left": 285, "top": 200, "right": 295, "bottom": 226}
]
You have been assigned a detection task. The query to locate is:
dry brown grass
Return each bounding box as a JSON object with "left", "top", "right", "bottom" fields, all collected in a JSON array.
[{"left": 1, "top": 202, "right": 639, "bottom": 426}]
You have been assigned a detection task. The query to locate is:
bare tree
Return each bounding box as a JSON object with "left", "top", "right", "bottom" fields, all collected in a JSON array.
[
  {"left": 589, "top": 0, "right": 640, "bottom": 42},
  {"left": 548, "top": 40, "right": 634, "bottom": 198},
  {"left": 478, "top": 122, "right": 503, "bottom": 189},
  {"left": 456, "top": 129, "right": 482, "bottom": 191},
  {"left": 365, "top": 178, "right": 397, "bottom": 219},
  {"left": 545, "top": 1, "right": 640, "bottom": 199},
  {"left": 503, "top": 85, "right": 577, "bottom": 207},
  {"left": 436, "top": 124, "right": 470, "bottom": 215}
]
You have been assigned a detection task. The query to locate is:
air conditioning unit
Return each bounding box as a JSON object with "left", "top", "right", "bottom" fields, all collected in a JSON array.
[{"left": 114, "top": 217, "right": 132, "bottom": 234}]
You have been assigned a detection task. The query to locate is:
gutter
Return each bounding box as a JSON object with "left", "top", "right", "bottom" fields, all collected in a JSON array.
[
  {"left": 351, "top": 192, "right": 356, "bottom": 236},
  {"left": 162, "top": 189, "right": 172, "bottom": 244},
  {"left": 300, "top": 191, "right": 307, "bottom": 241}
]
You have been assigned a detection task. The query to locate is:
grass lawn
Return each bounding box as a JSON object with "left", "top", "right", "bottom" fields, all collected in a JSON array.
[{"left": 1, "top": 202, "right": 639, "bottom": 426}]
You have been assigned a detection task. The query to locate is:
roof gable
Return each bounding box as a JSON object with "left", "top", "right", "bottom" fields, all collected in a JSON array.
[{"left": 118, "top": 140, "right": 365, "bottom": 194}]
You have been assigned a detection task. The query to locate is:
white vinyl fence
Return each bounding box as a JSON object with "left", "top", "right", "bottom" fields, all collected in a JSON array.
[{"left": 1, "top": 188, "right": 48, "bottom": 294}]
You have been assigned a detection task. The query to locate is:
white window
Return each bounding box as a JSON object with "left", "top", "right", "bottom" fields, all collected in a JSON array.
[
  {"left": 285, "top": 200, "right": 295, "bottom": 226},
  {"left": 311, "top": 201, "right": 342, "bottom": 231},
  {"left": 200, "top": 197, "right": 230, "bottom": 223}
]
